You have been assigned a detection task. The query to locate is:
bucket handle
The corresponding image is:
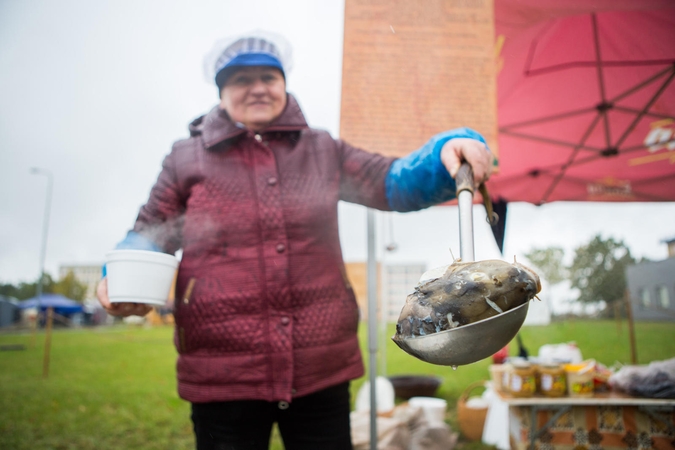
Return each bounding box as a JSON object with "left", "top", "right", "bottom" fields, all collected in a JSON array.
[{"left": 459, "top": 380, "right": 487, "bottom": 403}]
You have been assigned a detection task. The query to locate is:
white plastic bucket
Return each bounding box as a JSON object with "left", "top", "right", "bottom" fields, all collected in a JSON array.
[
  {"left": 408, "top": 396, "right": 447, "bottom": 424},
  {"left": 354, "top": 376, "right": 395, "bottom": 414},
  {"left": 106, "top": 250, "right": 179, "bottom": 305}
]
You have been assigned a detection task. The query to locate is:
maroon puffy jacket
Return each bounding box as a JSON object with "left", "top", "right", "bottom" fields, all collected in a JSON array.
[{"left": 132, "top": 94, "right": 395, "bottom": 403}]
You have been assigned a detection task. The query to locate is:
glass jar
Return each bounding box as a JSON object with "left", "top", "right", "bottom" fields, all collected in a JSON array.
[
  {"left": 539, "top": 363, "right": 566, "bottom": 397},
  {"left": 565, "top": 361, "right": 595, "bottom": 397},
  {"left": 489, "top": 364, "right": 511, "bottom": 393},
  {"left": 501, "top": 363, "right": 512, "bottom": 393},
  {"left": 509, "top": 360, "right": 536, "bottom": 397}
]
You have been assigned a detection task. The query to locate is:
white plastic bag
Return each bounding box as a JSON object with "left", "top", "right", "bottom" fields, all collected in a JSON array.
[
  {"left": 609, "top": 357, "right": 675, "bottom": 398},
  {"left": 351, "top": 402, "right": 458, "bottom": 450},
  {"left": 355, "top": 376, "right": 396, "bottom": 414},
  {"left": 481, "top": 384, "right": 510, "bottom": 450},
  {"left": 351, "top": 410, "right": 410, "bottom": 450},
  {"left": 538, "top": 342, "right": 583, "bottom": 364}
]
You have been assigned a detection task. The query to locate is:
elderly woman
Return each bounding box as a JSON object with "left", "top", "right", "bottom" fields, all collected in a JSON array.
[{"left": 97, "top": 32, "right": 492, "bottom": 450}]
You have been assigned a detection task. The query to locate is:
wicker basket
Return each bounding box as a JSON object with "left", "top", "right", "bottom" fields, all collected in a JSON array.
[{"left": 457, "top": 380, "right": 488, "bottom": 441}]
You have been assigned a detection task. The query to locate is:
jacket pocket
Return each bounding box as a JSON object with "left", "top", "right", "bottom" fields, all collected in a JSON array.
[{"left": 176, "top": 277, "right": 197, "bottom": 352}]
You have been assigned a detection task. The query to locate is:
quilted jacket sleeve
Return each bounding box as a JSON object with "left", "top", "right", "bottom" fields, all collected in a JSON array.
[
  {"left": 131, "top": 144, "right": 187, "bottom": 254},
  {"left": 336, "top": 127, "right": 487, "bottom": 213},
  {"left": 337, "top": 139, "right": 396, "bottom": 211}
]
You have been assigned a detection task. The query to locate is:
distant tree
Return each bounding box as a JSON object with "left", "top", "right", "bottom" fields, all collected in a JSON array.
[
  {"left": 52, "top": 271, "right": 87, "bottom": 302},
  {"left": 526, "top": 235, "right": 646, "bottom": 317},
  {"left": 524, "top": 246, "right": 568, "bottom": 285},
  {"left": 568, "top": 234, "right": 636, "bottom": 306},
  {"left": 0, "top": 274, "right": 55, "bottom": 300},
  {"left": 0, "top": 283, "right": 19, "bottom": 299}
]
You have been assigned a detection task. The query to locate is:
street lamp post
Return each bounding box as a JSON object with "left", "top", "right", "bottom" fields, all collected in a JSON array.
[
  {"left": 30, "top": 167, "right": 53, "bottom": 323},
  {"left": 30, "top": 167, "right": 55, "bottom": 376}
]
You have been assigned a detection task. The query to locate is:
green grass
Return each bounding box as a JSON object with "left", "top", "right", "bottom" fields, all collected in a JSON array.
[
  {"left": 1, "top": 319, "right": 673, "bottom": 449},
  {"left": 354, "top": 318, "right": 675, "bottom": 405},
  {"left": 0, "top": 327, "right": 192, "bottom": 450}
]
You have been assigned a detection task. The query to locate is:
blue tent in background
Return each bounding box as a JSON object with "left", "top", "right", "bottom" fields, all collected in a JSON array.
[{"left": 18, "top": 294, "right": 84, "bottom": 316}]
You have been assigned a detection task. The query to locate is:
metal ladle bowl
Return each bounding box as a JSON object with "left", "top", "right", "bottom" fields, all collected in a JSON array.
[
  {"left": 390, "top": 163, "right": 531, "bottom": 366},
  {"left": 391, "top": 301, "right": 530, "bottom": 366}
]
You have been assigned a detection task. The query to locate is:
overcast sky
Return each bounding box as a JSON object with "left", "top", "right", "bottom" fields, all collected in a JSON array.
[{"left": 2, "top": 1, "right": 674, "bottom": 313}]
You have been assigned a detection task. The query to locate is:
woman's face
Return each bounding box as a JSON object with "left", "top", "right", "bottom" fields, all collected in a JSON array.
[{"left": 220, "top": 66, "right": 287, "bottom": 132}]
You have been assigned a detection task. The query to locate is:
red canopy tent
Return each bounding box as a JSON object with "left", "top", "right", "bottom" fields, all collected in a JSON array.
[{"left": 487, "top": 0, "right": 675, "bottom": 206}]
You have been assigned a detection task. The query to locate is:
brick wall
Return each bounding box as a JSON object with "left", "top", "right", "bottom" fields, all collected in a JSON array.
[{"left": 340, "top": 0, "right": 498, "bottom": 159}]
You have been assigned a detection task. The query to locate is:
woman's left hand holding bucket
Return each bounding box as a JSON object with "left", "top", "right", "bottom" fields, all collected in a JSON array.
[{"left": 96, "top": 277, "right": 153, "bottom": 317}]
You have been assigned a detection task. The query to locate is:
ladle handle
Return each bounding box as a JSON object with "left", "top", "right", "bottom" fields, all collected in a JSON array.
[
  {"left": 455, "top": 163, "right": 475, "bottom": 195},
  {"left": 456, "top": 163, "right": 475, "bottom": 262}
]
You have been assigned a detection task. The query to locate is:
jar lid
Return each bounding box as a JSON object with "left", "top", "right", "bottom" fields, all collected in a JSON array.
[
  {"left": 542, "top": 362, "right": 561, "bottom": 368},
  {"left": 512, "top": 360, "right": 531, "bottom": 369}
]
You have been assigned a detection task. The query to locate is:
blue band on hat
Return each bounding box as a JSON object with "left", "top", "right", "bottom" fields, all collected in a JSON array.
[
  {"left": 222, "top": 53, "right": 283, "bottom": 72},
  {"left": 215, "top": 53, "right": 284, "bottom": 86}
]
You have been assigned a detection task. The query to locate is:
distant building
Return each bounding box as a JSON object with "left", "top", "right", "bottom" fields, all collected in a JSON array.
[
  {"left": 59, "top": 263, "right": 103, "bottom": 301},
  {"left": 381, "top": 263, "right": 426, "bottom": 322},
  {"left": 626, "top": 239, "right": 675, "bottom": 322},
  {"left": 0, "top": 295, "right": 20, "bottom": 328},
  {"left": 664, "top": 237, "right": 675, "bottom": 258},
  {"left": 344, "top": 262, "right": 368, "bottom": 317},
  {"left": 344, "top": 261, "right": 426, "bottom": 322}
]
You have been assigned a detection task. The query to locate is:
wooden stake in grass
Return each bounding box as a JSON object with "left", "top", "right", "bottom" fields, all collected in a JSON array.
[
  {"left": 615, "top": 301, "right": 622, "bottom": 335},
  {"left": 624, "top": 290, "right": 638, "bottom": 365},
  {"left": 43, "top": 307, "right": 54, "bottom": 379},
  {"left": 30, "top": 311, "right": 38, "bottom": 348}
]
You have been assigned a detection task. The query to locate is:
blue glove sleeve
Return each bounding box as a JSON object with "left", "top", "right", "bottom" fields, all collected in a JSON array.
[
  {"left": 101, "top": 231, "right": 163, "bottom": 277},
  {"left": 385, "top": 127, "right": 488, "bottom": 212},
  {"left": 114, "top": 231, "right": 163, "bottom": 252}
]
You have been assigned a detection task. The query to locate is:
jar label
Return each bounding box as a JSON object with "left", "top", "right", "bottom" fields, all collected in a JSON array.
[
  {"left": 571, "top": 379, "right": 594, "bottom": 395},
  {"left": 511, "top": 374, "right": 536, "bottom": 394},
  {"left": 511, "top": 375, "right": 522, "bottom": 391},
  {"left": 541, "top": 374, "right": 566, "bottom": 394},
  {"left": 541, "top": 374, "right": 553, "bottom": 391}
]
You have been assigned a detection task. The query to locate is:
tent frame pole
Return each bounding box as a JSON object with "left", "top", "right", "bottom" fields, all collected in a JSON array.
[{"left": 367, "top": 208, "right": 378, "bottom": 450}]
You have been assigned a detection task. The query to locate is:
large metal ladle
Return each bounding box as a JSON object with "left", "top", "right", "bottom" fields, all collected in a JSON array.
[{"left": 391, "top": 163, "right": 529, "bottom": 366}]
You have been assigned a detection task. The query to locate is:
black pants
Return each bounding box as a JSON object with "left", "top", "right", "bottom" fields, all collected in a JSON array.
[{"left": 191, "top": 382, "right": 353, "bottom": 450}]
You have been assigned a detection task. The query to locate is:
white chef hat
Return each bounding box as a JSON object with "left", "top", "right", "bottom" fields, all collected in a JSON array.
[{"left": 203, "top": 30, "right": 293, "bottom": 89}]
